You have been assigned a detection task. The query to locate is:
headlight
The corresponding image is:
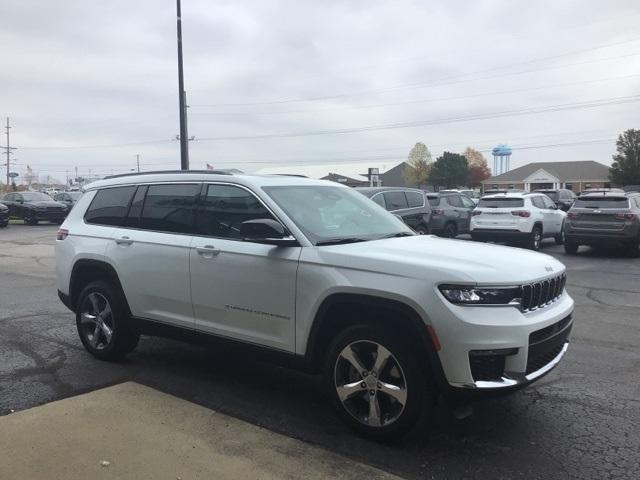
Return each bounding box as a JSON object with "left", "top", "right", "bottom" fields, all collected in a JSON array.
[{"left": 439, "top": 285, "right": 521, "bottom": 306}]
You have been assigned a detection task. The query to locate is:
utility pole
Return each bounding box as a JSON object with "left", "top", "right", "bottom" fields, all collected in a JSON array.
[
  {"left": 3, "top": 117, "right": 17, "bottom": 188},
  {"left": 176, "top": 0, "right": 189, "bottom": 170},
  {"left": 136, "top": 154, "right": 141, "bottom": 173}
]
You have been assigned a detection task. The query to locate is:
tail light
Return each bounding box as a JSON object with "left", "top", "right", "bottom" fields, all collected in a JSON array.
[
  {"left": 56, "top": 228, "right": 69, "bottom": 240},
  {"left": 614, "top": 213, "right": 635, "bottom": 220},
  {"left": 511, "top": 210, "right": 531, "bottom": 218},
  {"left": 432, "top": 208, "right": 444, "bottom": 215},
  {"left": 567, "top": 212, "right": 580, "bottom": 219},
  {"left": 472, "top": 210, "right": 482, "bottom": 216}
]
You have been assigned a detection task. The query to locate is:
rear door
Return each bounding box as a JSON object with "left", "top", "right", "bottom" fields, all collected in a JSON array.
[
  {"left": 189, "top": 183, "right": 300, "bottom": 352},
  {"left": 458, "top": 194, "right": 476, "bottom": 232},
  {"left": 446, "top": 194, "right": 470, "bottom": 232},
  {"left": 539, "top": 194, "right": 563, "bottom": 233},
  {"left": 104, "top": 183, "right": 200, "bottom": 329},
  {"left": 402, "top": 190, "right": 427, "bottom": 229}
]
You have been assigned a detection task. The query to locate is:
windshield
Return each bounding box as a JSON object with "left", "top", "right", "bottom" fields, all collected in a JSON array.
[
  {"left": 22, "top": 192, "right": 54, "bottom": 202},
  {"left": 68, "top": 192, "right": 83, "bottom": 200},
  {"left": 574, "top": 197, "right": 629, "bottom": 208},
  {"left": 263, "top": 185, "right": 412, "bottom": 245},
  {"left": 477, "top": 197, "right": 524, "bottom": 208}
]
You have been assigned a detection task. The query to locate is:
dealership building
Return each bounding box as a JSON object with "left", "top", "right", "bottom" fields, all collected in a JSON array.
[{"left": 482, "top": 160, "right": 611, "bottom": 193}]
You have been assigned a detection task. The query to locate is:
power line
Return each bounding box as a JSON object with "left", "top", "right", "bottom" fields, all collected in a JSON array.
[
  {"left": 191, "top": 39, "right": 640, "bottom": 107},
  {"left": 193, "top": 95, "right": 640, "bottom": 142},
  {"left": 19, "top": 139, "right": 174, "bottom": 151},
  {"left": 189, "top": 73, "right": 640, "bottom": 116}
]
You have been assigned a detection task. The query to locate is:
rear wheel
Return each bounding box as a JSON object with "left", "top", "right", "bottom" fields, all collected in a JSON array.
[
  {"left": 554, "top": 223, "right": 565, "bottom": 245},
  {"left": 626, "top": 237, "right": 640, "bottom": 258},
  {"left": 24, "top": 212, "right": 38, "bottom": 225},
  {"left": 0, "top": 222, "right": 7, "bottom": 228},
  {"left": 324, "top": 325, "right": 432, "bottom": 441},
  {"left": 443, "top": 222, "right": 457, "bottom": 238},
  {"left": 526, "top": 225, "right": 543, "bottom": 251},
  {"left": 414, "top": 224, "right": 429, "bottom": 235},
  {"left": 564, "top": 241, "right": 579, "bottom": 255},
  {"left": 76, "top": 280, "right": 139, "bottom": 360}
]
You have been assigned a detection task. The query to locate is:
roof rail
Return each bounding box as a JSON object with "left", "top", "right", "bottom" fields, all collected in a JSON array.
[
  {"left": 104, "top": 170, "right": 234, "bottom": 180},
  {"left": 271, "top": 174, "right": 308, "bottom": 178}
]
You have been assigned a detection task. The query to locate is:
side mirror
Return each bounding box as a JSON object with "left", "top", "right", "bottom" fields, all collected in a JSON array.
[{"left": 240, "top": 218, "right": 298, "bottom": 247}]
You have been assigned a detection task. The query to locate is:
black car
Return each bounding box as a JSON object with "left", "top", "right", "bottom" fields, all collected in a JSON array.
[
  {"left": 355, "top": 187, "right": 431, "bottom": 234},
  {"left": 534, "top": 188, "right": 576, "bottom": 211},
  {"left": 53, "top": 191, "right": 83, "bottom": 209},
  {"left": 565, "top": 191, "right": 640, "bottom": 256},
  {"left": 0, "top": 202, "right": 9, "bottom": 227},
  {"left": 1, "top": 191, "right": 69, "bottom": 225}
]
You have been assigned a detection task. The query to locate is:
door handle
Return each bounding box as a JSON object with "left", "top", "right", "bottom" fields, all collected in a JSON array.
[
  {"left": 115, "top": 236, "right": 134, "bottom": 245},
  {"left": 195, "top": 245, "right": 220, "bottom": 256}
]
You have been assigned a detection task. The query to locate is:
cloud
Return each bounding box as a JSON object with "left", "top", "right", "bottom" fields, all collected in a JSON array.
[{"left": 1, "top": 0, "right": 639, "bottom": 183}]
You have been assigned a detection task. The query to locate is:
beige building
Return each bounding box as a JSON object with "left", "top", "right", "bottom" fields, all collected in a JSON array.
[{"left": 482, "top": 160, "right": 611, "bottom": 193}]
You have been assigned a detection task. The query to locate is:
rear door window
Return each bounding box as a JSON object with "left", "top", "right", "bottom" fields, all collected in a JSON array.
[
  {"left": 139, "top": 184, "right": 200, "bottom": 234},
  {"left": 383, "top": 191, "right": 408, "bottom": 211},
  {"left": 574, "top": 197, "right": 630, "bottom": 208},
  {"left": 124, "top": 185, "right": 148, "bottom": 228},
  {"left": 477, "top": 198, "right": 524, "bottom": 208},
  {"left": 85, "top": 186, "right": 137, "bottom": 226},
  {"left": 446, "top": 195, "right": 463, "bottom": 207},
  {"left": 405, "top": 191, "right": 424, "bottom": 208}
]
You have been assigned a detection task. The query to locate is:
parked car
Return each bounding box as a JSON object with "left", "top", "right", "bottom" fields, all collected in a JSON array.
[
  {"left": 54, "top": 191, "right": 83, "bottom": 209},
  {"left": 0, "top": 202, "right": 9, "bottom": 227},
  {"left": 55, "top": 171, "right": 574, "bottom": 440},
  {"left": 482, "top": 188, "right": 525, "bottom": 196},
  {"left": 426, "top": 192, "right": 475, "bottom": 237},
  {"left": 470, "top": 192, "right": 566, "bottom": 250},
  {"left": 1, "top": 191, "right": 69, "bottom": 225},
  {"left": 577, "top": 188, "right": 624, "bottom": 196},
  {"left": 440, "top": 189, "right": 481, "bottom": 204},
  {"left": 533, "top": 188, "right": 576, "bottom": 211},
  {"left": 355, "top": 187, "right": 431, "bottom": 234},
  {"left": 564, "top": 191, "right": 640, "bottom": 256}
]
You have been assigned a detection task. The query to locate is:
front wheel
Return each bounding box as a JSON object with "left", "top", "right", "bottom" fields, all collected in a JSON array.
[
  {"left": 526, "top": 225, "right": 543, "bottom": 251},
  {"left": 564, "top": 241, "right": 579, "bottom": 255},
  {"left": 443, "top": 223, "right": 457, "bottom": 238},
  {"left": 24, "top": 212, "right": 38, "bottom": 225},
  {"left": 324, "top": 325, "right": 432, "bottom": 441},
  {"left": 76, "top": 280, "right": 139, "bottom": 360}
]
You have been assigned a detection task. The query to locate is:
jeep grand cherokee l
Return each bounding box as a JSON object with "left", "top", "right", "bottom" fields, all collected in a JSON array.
[
  {"left": 55, "top": 171, "right": 574, "bottom": 439},
  {"left": 2, "top": 191, "right": 68, "bottom": 225}
]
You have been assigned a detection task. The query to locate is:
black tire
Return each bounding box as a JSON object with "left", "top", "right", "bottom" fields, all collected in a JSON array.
[
  {"left": 442, "top": 222, "right": 457, "bottom": 238},
  {"left": 554, "top": 223, "right": 565, "bottom": 245},
  {"left": 324, "top": 324, "right": 433, "bottom": 441},
  {"left": 564, "top": 241, "right": 579, "bottom": 255},
  {"left": 24, "top": 212, "right": 38, "bottom": 225},
  {"left": 0, "top": 222, "right": 7, "bottom": 228},
  {"left": 414, "top": 224, "right": 429, "bottom": 235},
  {"left": 526, "top": 225, "right": 543, "bottom": 251},
  {"left": 75, "top": 280, "right": 139, "bottom": 360}
]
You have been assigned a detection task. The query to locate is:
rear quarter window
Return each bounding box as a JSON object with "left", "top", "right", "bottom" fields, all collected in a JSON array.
[
  {"left": 383, "top": 191, "right": 409, "bottom": 210},
  {"left": 84, "top": 186, "right": 137, "bottom": 226},
  {"left": 477, "top": 198, "right": 525, "bottom": 208}
]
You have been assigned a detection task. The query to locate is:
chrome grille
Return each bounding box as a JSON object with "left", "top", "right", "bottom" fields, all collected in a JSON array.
[{"left": 520, "top": 273, "right": 566, "bottom": 312}]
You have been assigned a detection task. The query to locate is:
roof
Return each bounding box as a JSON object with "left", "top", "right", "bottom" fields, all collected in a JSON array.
[
  {"left": 483, "top": 160, "right": 610, "bottom": 183},
  {"left": 84, "top": 171, "right": 339, "bottom": 191},
  {"left": 481, "top": 191, "right": 544, "bottom": 199},
  {"left": 355, "top": 186, "right": 423, "bottom": 196}
]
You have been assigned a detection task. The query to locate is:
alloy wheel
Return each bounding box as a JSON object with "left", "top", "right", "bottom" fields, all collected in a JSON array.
[
  {"left": 533, "top": 229, "right": 542, "bottom": 249},
  {"left": 334, "top": 340, "right": 407, "bottom": 428},
  {"left": 79, "top": 292, "right": 114, "bottom": 350}
]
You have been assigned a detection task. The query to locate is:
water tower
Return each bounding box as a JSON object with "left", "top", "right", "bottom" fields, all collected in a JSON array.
[{"left": 491, "top": 144, "right": 512, "bottom": 176}]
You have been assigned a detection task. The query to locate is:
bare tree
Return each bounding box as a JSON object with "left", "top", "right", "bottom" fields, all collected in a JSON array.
[{"left": 404, "top": 142, "right": 432, "bottom": 187}]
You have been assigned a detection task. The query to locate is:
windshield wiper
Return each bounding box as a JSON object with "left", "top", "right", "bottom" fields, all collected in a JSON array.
[
  {"left": 379, "top": 232, "right": 415, "bottom": 239},
  {"left": 316, "top": 237, "right": 369, "bottom": 246}
]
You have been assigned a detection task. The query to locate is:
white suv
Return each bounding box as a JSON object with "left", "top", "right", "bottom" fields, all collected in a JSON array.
[
  {"left": 55, "top": 172, "right": 574, "bottom": 439},
  {"left": 470, "top": 192, "right": 566, "bottom": 250}
]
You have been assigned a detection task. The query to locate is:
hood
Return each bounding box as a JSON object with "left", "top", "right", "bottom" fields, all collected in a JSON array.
[{"left": 314, "top": 235, "right": 566, "bottom": 285}]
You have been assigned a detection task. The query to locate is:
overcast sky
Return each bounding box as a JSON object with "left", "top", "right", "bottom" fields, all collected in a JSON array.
[{"left": 1, "top": 0, "right": 639, "bottom": 183}]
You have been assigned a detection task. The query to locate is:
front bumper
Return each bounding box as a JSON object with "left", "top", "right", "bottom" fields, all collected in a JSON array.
[{"left": 426, "top": 286, "right": 574, "bottom": 391}]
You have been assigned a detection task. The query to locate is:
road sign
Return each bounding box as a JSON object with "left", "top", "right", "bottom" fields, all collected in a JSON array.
[{"left": 8, "top": 172, "right": 19, "bottom": 178}]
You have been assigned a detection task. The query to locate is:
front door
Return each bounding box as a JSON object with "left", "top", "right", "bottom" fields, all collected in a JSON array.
[{"left": 190, "top": 183, "right": 300, "bottom": 352}]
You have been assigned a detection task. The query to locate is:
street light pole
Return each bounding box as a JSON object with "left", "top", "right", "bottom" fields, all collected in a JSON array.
[{"left": 176, "top": 0, "right": 189, "bottom": 170}]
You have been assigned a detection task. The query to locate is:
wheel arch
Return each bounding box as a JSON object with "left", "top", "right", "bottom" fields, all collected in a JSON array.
[
  {"left": 69, "top": 259, "right": 130, "bottom": 314},
  {"left": 304, "top": 293, "right": 447, "bottom": 388}
]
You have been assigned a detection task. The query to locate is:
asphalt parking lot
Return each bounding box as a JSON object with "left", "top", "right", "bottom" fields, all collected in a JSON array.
[{"left": 1, "top": 224, "right": 639, "bottom": 480}]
